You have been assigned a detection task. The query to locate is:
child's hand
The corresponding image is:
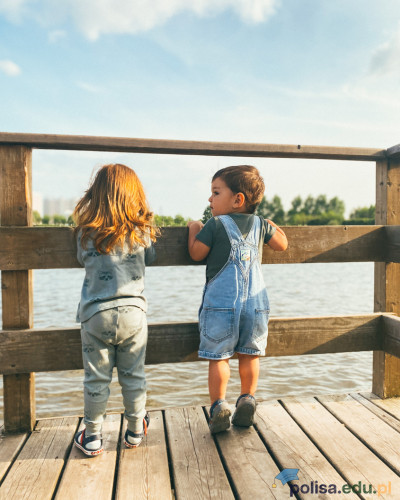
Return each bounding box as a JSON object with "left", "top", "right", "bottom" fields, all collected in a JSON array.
[{"left": 187, "top": 220, "right": 209, "bottom": 261}]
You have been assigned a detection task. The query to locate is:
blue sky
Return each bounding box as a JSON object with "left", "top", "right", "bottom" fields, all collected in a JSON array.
[{"left": 1, "top": 0, "right": 400, "bottom": 218}]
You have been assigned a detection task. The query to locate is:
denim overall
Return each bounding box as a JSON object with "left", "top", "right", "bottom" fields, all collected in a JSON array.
[{"left": 198, "top": 215, "right": 270, "bottom": 359}]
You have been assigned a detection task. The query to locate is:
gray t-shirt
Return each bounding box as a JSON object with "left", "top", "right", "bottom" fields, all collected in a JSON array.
[
  {"left": 196, "top": 213, "right": 276, "bottom": 282},
  {"left": 76, "top": 231, "right": 156, "bottom": 322}
]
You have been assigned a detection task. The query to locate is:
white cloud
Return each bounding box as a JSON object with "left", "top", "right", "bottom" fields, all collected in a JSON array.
[
  {"left": 369, "top": 22, "right": 400, "bottom": 76},
  {"left": 0, "top": 0, "right": 30, "bottom": 22},
  {"left": 0, "top": 59, "right": 21, "bottom": 76},
  {"left": 0, "top": 0, "right": 279, "bottom": 40},
  {"left": 232, "top": 0, "right": 277, "bottom": 23}
]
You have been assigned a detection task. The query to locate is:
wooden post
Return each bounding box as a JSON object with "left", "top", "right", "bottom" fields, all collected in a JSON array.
[
  {"left": 0, "top": 146, "right": 35, "bottom": 432},
  {"left": 373, "top": 158, "right": 400, "bottom": 397}
]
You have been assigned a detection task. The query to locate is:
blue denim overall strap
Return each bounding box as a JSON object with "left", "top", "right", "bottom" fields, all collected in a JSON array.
[
  {"left": 198, "top": 214, "right": 270, "bottom": 359},
  {"left": 218, "top": 214, "right": 261, "bottom": 279}
]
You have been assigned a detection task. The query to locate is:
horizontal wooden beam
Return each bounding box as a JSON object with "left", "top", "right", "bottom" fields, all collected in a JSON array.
[
  {"left": 0, "top": 225, "right": 390, "bottom": 270},
  {"left": 386, "top": 144, "right": 400, "bottom": 158},
  {"left": 0, "top": 132, "right": 386, "bottom": 161},
  {"left": 271, "top": 225, "right": 388, "bottom": 264},
  {"left": 0, "top": 314, "right": 384, "bottom": 374}
]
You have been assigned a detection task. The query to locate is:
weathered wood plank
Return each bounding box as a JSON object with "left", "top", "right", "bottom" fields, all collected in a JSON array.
[
  {"left": 265, "top": 314, "right": 383, "bottom": 357},
  {"left": 374, "top": 160, "right": 388, "bottom": 313},
  {"left": 374, "top": 160, "right": 389, "bottom": 397},
  {"left": 362, "top": 392, "right": 400, "bottom": 421},
  {"left": 1, "top": 271, "right": 33, "bottom": 328},
  {"left": 0, "top": 416, "right": 78, "bottom": 500},
  {"left": 0, "top": 132, "right": 386, "bottom": 160},
  {"left": 281, "top": 396, "right": 400, "bottom": 498},
  {"left": 349, "top": 393, "right": 400, "bottom": 434},
  {"left": 165, "top": 406, "right": 233, "bottom": 500},
  {"left": 0, "top": 314, "right": 384, "bottom": 374},
  {"left": 381, "top": 267, "right": 400, "bottom": 312},
  {"left": 0, "top": 225, "right": 389, "bottom": 270},
  {"left": 55, "top": 414, "right": 120, "bottom": 500},
  {"left": 0, "top": 145, "right": 35, "bottom": 433},
  {"left": 3, "top": 373, "right": 36, "bottom": 433},
  {"left": 384, "top": 157, "right": 400, "bottom": 312},
  {"left": 272, "top": 225, "right": 388, "bottom": 264},
  {"left": 256, "top": 401, "right": 358, "bottom": 499},
  {"left": 116, "top": 411, "right": 172, "bottom": 500},
  {"left": 373, "top": 158, "right": 400, "bottom": 398},
  {"left": 0, "top": 431, "right": 27, "bottom": 482},
  {"left": 0, "top": 146, "right": 32, "bottom": 226},
  {"left": 317, "top": 394, "right": 400, "bottom": 475},
  {"left": 206, "top": 407, "right": 287, "bottom": 500},
  {"left": 0, "top": 227, "right": 77, "bottom": 270}
]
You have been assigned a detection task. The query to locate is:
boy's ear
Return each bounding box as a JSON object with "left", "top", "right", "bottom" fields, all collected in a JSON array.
[{"left": 234, "top": 192, "right": 246, "bottom": 208}]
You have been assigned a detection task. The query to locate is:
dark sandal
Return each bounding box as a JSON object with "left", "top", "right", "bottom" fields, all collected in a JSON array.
[
  {"left": 124, "top": 412, "right": 150, "bottom": 448},
  {"left": 74, "top": 429, "right": 103, "bottom": 457}
]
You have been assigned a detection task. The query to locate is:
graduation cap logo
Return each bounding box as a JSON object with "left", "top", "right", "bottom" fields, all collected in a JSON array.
[{"left": 272, "top": 468, "right": 299, "bottom": 487}]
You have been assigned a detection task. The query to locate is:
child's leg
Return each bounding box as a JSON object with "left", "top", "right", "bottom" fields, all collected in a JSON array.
[
  {"left": 208, "top": 359, "right": 232, "bottom": 433},
  {"left": 115, "top": 306, "right": 147, "bottom": 433},
  {"left": 232, "top": 354, "right": 259, "bottom": 427},
  {"left": 81, "top": 310, "right": 116, "bottom": 436},
  {"left": 208, "top": 359, "right": 230, "bottom": 403},
  {"left": 237, "top": 353, "right": 259, "bottom": 395}
]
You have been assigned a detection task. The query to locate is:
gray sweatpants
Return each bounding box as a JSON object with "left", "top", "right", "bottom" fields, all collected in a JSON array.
[{"left": 80, "top": 305, "right": 147, "bottom": 435}]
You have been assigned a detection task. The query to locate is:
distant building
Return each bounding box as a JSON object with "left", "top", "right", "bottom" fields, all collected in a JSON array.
[
  {"left": 43, "top": 198, "right": 78, "bottom": 217},
  {"left": 32, "top": 192, "right": 44, "bottom": 216}
]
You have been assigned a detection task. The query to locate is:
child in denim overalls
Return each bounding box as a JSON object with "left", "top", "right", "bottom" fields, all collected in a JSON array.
[
  {"left": 73, "top": 164, "right": 157, "bottom": 456},
  {"left": 188, "top": 165, "right": 287, "bottom": 433}
]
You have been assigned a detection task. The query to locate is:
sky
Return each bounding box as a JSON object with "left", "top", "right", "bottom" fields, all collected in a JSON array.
[{"left": 1, "top": 0, "right": 400, "bottom": 218}]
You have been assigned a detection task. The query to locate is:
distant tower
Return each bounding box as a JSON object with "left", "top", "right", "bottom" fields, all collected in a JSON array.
[
  {"left": 33, "top": 192, "right": 44, "bottom": 216},
  {"left": 43, "top": 197, "right": 78, "bottom": 216}
]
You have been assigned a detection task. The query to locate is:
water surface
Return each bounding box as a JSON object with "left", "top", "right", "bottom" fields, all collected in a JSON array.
[{"left": 0, "top": 263, "right": 375, "bottom": 422}]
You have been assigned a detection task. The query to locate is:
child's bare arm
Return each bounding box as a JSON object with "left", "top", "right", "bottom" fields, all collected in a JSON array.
[
  {"left": 187, "top": 220, "right": 211, "bottom": 261},
  {"left": 266, "top": 219, "right": 288, "bottom": 251}
]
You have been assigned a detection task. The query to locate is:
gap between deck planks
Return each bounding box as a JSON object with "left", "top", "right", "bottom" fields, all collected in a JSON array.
[{"left": 1, "top": 395, "right": 400, "bottom": 499}]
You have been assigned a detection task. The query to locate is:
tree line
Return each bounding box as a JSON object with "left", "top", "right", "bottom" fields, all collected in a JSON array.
[
  {"left": 33, "top": 195, "right": 375, "bottom": 227},
  {"left": 202, "top": 195, "right": 375, "bottom": 226},
  {"left": 33, "top": 212, "right": 74, "bottom": 225},
  {"left": 256, "top": 195, "right": 375, "bottom": 226},
  {"left": 32, "top": 212, "right": 192, "bottom": 227}
]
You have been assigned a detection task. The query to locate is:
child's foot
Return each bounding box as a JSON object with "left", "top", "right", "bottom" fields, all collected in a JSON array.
[
  {"left": 209, "top": 399, "right": 231, "bottom": 434},
  {"left": 232, "top": 394, "right": 257, "bottom": 427},
  {"left": 74, "top": 429, "right": 104, "bottom": 457},
  {"left": 124, "top": 412, "right": 150, "bottom": 448}
]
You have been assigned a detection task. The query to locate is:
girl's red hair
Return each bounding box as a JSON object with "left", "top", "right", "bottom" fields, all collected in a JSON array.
[{"left": 73, "top": 164, "right": 158, "bottom": 253}]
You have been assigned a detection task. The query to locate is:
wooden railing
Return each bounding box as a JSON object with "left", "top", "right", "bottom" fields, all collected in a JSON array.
[{"left": 1, "top": 132, "right": 400, "bottom": 433}]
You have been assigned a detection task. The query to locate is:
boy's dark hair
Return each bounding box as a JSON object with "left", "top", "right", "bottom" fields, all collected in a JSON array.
[{"left": 212, "top": 165, "right": 265, "bottom": 213}]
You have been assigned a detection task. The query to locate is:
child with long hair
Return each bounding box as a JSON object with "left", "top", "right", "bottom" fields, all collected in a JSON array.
[
  {"left": 73, "top": 163, "right": 157, "bottom": 456},
  {"left": 187, "top": 165, "right": 287, "bottom": 433}
]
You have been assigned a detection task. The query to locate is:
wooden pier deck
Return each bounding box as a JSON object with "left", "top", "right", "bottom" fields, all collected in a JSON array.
[{"left": 2, "top": 393, "right": 400, "bottom": 500}]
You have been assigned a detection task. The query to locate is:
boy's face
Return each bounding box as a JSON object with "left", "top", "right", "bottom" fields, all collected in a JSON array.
[{"left": 209, "top": 177, "right": 245, "bottom": 216}]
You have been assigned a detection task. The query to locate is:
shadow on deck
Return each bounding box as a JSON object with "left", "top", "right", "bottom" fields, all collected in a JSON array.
[{"left": 1, "top": 393, "right": 400, "bottom": 499}]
